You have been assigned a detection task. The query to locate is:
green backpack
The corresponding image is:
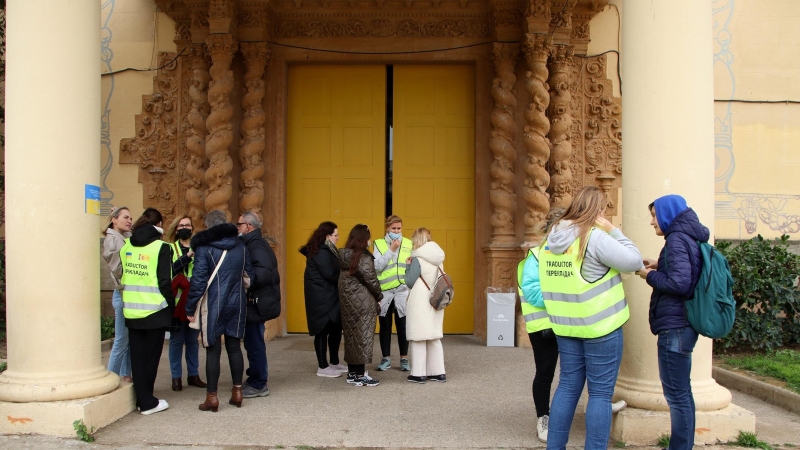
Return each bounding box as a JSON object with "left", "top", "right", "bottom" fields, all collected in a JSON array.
[{"left": 684, "top": 241, "right": 736, "bottom": 339}]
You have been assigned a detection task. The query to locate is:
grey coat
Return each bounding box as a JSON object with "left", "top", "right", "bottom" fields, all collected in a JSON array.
[{"left": 338, "top": 248, "right": 383, "bottom": 365}]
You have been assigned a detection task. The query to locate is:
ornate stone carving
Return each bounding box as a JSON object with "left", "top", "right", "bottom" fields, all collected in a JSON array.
[
  {"left": 274, "top": 19, "right": 491, "bottom": 38},
  {"left": 208, "top": 0, "right": 236, "bottom": 20},
  {"left": 239, "top": 42, "right": 270, "bottom": 216},
  {"left": 204, "top": 34, "right": 238, "bottom": 220},
  {"left": 488, "top": 43, "right": 520, "bottom": 246},
  {"left": 494, "top": 9, "right": 523, "bottom": 28},
  {"left": 521, "top": 33, "right": 551, "bottom": 243},
  {"left": 191, "top": 10, "right": 209, "bottom": 29},
  {"left": 175, "top": 24, "right": 191, "bottom": 41},
  {"left": 525, "top": 0, "right": 551, "bottom": 33},
  {"left": 184, "top": 44, "right": 211, "bottom": 229},
  {"left": 547, "top": 44, "right": 574, "bottom": 209},
  {"left": 239, "top": 9, "right": 269, "bottom": 28},
  {"left": 120, "top": 52, "right": 181, "bottom": 225},
  {"left": 571, "top": 20, "right": 589, "bottom": 39},
  {"left": 567, "top": 55, "right": 622, "bottom": 215}
]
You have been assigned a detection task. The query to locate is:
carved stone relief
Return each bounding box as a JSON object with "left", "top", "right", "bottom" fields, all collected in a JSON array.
[
  {"left": 521, "top": 33, "right": 551, "bottom": 243},
  {"left": 183, "top": 44, "right": 211, "bottom": 229},
  {"left": 120, "top": 52, "right": 182, "bottom": 227},
  {"left": 566, "top": 54, "right": 622, "bottom": 216},
  {"left": 239, "top": 42, "right": 270, "bottom": 216},
  {"left": 204, "top": 34, "right": 238, "bottom": 220},
  {"left": 488, "top": 43, "right": 520, "bottom": 246},
  {"left": 547, "top": 44, "right": 574, "bottom": 209},
  {"left": 274, "top": 18, "right": 491, "bottom": 38}
]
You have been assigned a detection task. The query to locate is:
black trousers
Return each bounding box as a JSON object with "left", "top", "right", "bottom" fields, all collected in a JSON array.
[
  {"left": 314, "top": 319, "right": 342, "bottom": 369},
  {"left": 348, "top": 363, "right": 366, "bottom": 376},
  {"left": 529, "top": 329, "right": 559, "bottom": 417},
  {"left": 205, "top": 335, "right": 244, "bottom": 393},
  {"left": 128, "top": 327, "right": 165, "bottom": 411},
  {"left": 378, "top": 300, "right": 408, "bottom": 357}
]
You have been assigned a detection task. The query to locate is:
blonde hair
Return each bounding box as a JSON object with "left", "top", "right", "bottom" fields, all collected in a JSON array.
[
  {"left": 166, "top": 214, "right": 192, "bottom": 243},
  {"left": 411, "top": 227, "right": 432, "bottom": 250},
  {"left": 554, "top": 187, "right": 608, "bottom": 260},
  {"left": 384, "top": 215, "right": 403, "bottom": 231},
  {"left": 103, "top": 206, "right": 130, "bottom": 235}
]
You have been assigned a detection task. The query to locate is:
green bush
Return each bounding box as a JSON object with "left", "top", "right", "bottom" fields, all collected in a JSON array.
[
  {"left": 100, "top": 316, "right": 115, "bottom": 341},
  {"left": 716, "top": 235, "right": 800, "bottom": 351}
]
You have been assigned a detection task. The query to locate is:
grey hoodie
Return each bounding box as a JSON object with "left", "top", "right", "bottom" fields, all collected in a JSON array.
[{"left": 546, "top": 220, "right": 644, "bottom": 282}]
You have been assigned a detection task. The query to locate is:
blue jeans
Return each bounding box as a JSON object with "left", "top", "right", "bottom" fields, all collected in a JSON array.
[
  {"left": 107, "top": 290, "right": 131, "bottom": 377},
  {"left": 658, "top": 326, "right": 699, "bottom": 450},
  {"left": 547, "top": 327, "right": 624, "bottom": 450},
  {"left": 168, "top": 320, "right": 201, "bottom": 378},
  {"left": 243, "top": 321, "right": 268, "bottom": 389}
]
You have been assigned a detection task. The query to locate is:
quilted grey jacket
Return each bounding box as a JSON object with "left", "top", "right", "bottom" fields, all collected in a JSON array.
[{"left": 338, "top": 248, "right": 383, "bottom": 365}]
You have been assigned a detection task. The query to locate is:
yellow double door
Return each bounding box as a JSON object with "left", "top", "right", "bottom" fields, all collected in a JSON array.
[{"left": 287, "top": 64, "right": 475, "bottom": 334}]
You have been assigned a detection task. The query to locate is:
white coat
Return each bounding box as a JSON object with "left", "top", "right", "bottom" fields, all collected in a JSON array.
[{"left": 406, "top": 241, "right": 446, "bottom": 341}]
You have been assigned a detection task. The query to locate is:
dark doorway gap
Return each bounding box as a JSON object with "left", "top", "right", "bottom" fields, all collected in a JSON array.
[{"left": 385, "top": 65, "right": 394, "bottom": 218}]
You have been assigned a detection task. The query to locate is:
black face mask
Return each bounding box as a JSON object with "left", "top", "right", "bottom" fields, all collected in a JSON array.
[{"left": 176, "top": 228, "right": 192, "bottom": 241}]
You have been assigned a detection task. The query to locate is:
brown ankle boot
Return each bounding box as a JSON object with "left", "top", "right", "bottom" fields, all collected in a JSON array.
[
  {"left": 198, "top": 392, "right": 218, "bottom": 412},
  {"left": 229, "top": 385, "right": 243, "bottom": 407},
  {"left": 187, "top": 375, "right": 207, "bottom": 388}
]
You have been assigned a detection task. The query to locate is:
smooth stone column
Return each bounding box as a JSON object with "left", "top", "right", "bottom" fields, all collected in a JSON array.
[
  {"left": 0, "top": 0, "right": 132, "bottom": 436},
  {"left": 612, "top": 0, "right": 754, "bottom": 444}
]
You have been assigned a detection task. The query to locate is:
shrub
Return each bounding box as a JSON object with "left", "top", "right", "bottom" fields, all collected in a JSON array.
[
  {"left": 717, "top": 235, "right": 800, "bottom": 351},
  {"left": 100, "top": 316, "right": 115, "bottom": 341}
]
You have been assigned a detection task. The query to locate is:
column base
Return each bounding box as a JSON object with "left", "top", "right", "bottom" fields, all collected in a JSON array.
[
  {"left": 0, "top": 382, "right": 135, "bottom": 437},
  {"left": 611, "top": 404, "right": 755, "bottom": 446}
]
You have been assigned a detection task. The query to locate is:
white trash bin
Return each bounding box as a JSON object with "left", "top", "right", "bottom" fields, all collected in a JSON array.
[{"left": 486, "top": 288, "right": 515, "bottom": 347}]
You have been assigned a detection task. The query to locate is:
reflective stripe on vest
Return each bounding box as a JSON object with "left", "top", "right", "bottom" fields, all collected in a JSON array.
[
  {"left": 171, "top": 242, "right": 193, "bottom": 279},
  {"left": 374, "top": 237, "right": 412, "bottom": 291},
  {"left": 120, "top": 239, "right": 168, "bottom": 319},
  {"left": 539, "top": 236, "right": 629, "bottom": 339},
  {"left": 517, "top": 248, "right": 551, "bottom": 334}
]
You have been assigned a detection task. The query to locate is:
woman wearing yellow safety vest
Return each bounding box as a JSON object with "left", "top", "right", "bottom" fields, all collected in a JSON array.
[
  {"left": 372, "top": 215, "right": 411, "bottom": 372},
  {"left": 165, "top": 215, "right": 206, "bottom": 392},
  {"left": 119, "top": 208, "right": 175, "bottom": 416},
  {"left": 540, "top": 187, "right": 643, "bottom": 450}
]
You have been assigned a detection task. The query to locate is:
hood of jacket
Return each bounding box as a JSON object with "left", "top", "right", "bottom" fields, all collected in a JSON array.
[
  {"left": 130, "top": 224, "right": 163, "bottom": 247},
  {"left": 545, "top": 220, "right": 581, "bottom": 255},
  {"left": 660, "top": 207, "right": 709, "bottom": 242},
  {"left": 412, "top": 241, "right": 445, "bottom": 266},
  {"left": 190, "top": 223, "right": 240, "bottom": 250},
  {"left": 240, "top": 228, "right": 263, "bottom": 246}
]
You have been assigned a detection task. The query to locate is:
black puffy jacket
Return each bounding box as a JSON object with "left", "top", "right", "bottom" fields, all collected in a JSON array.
[
  {"left": 241, "top": 228, "right": 281, "bottom": 322},
  {"left": 300, "top": 242, "right": 341, "bottom": 336},
  {"left": 647, "top": 208, "right": 710, "bottom": 334}
]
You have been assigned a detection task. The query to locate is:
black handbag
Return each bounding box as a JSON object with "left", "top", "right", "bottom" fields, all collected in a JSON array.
[{"left": 246, "top": 286, "right": 281, "bottom": 323}]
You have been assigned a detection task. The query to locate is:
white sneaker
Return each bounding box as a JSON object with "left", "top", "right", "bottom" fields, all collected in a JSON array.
[
  {"left": 141, "top": 399, "right": 169, "bottom": 415},
  {"left": 537, "top": 414, "right": 549, "bottom": 442},
  {"left": 330, "top": 363, "right": 349, "bottom": 373},
  {"left": 612, "top": 400, "right": 627, "bottom": 413},
  {"left": 316, "top": 366, "right": 342, "bottom": 378}
]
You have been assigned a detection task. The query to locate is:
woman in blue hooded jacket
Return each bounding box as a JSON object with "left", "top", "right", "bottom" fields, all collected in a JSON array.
[{"left": 637, "top": 194, "right": 708, "bottom": 450}]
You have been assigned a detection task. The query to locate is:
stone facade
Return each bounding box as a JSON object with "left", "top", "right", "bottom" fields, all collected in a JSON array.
[{"left": 117, "top": 0, "right": 624, "bottom": 342}]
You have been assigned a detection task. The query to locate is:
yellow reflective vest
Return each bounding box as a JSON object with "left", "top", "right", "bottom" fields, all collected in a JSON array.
[
  {"left": 539, "top": 237, "right": 628, "bottom": 339},
  {"left": 119, "top": 240, "right": 168, "bottom": 319},
  {"left": 518, "top": 247, "right": 552, "bottom": 334},
  {"left": 171, "top": 242, "right": 193, "bottom": 278},
  {"left": 374, "top": 237, "right": 412, "bottom": 291}
]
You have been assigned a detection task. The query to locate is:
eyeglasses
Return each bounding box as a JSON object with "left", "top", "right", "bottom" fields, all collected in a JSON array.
[{"left": 177, "top": 224, "right": 192, "bottom": 229}]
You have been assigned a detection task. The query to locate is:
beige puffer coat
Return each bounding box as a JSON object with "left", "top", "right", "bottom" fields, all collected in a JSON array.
[
  {"left": 406, "top": 241, "right": 446, "bottom": 341},
  {"left": 338, "top": 248, "right": 383, "bottom": 365}
]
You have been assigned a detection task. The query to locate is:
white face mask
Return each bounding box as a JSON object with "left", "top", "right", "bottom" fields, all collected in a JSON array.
[{"left": 154, "top": 225, "right": 164, "bottom": 235}]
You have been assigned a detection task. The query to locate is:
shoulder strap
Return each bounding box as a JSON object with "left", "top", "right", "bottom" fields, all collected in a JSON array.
[{"left": 206, "top": 250, "right": 227, "bottom": 289}]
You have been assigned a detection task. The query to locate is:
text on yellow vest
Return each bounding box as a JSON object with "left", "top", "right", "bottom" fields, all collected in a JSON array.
[
  {"left": 539, "top": 235, "right": 628, "bottom": 339},
  {"left": 120, "top": 239, "right": 168, "bottom": 319}
]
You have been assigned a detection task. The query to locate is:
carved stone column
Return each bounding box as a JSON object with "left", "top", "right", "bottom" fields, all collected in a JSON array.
[
  {"left": 547, "top": 44, "right": 574, "bottom": 209},
  {"left": 186, "top": 43, "right": 210, "bottom": 229},
  {"left": 521, "top": 33, "right": 551, "bottom": 244},
  {"left": 488, "top": 43, "right": 520, "bottom": 245},
  {"left": 204, "top": 33, "right": 238, "bottom": 219},
  {"left": 239, "top": 42, "right": 270, "bottom": 216}
]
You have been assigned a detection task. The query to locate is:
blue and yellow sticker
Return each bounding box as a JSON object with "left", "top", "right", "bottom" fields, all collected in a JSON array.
[{"left": 85, "top": 184, "right": 101, "bottom": 215}]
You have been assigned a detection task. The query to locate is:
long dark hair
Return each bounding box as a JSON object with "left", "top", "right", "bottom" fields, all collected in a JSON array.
[
  {"left": 344, "top": 224, "right": 371, "bottom": 275},
  {"left": 131, "top": 207, "right": 163, "bottom": 232},
  {"left": 302, "top": 221, "right": 337, "bottom": 258}
]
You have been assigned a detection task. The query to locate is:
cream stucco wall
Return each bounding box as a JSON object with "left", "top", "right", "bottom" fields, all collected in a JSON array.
[{"left": 100, "top": 0, "right": 176, "bottom": 227}]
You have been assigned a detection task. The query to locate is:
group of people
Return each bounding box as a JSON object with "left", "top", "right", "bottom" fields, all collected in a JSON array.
[
  {"left": 104, "top": 207, "right": 279, "bottom": 415},
  {"left": 519, "top": 186, "right": 707, "bottom": 450},
  {"left": 300, "top": 215, "right": 448, "bottom": 386}
]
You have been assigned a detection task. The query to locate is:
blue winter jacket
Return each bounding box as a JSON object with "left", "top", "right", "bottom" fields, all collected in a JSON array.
[
  {"left": 647, "top": 206, "right": 710, "bottom": 334},
  {"left": 186, "top": 223, "right": 254, "bottom": 346}
]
